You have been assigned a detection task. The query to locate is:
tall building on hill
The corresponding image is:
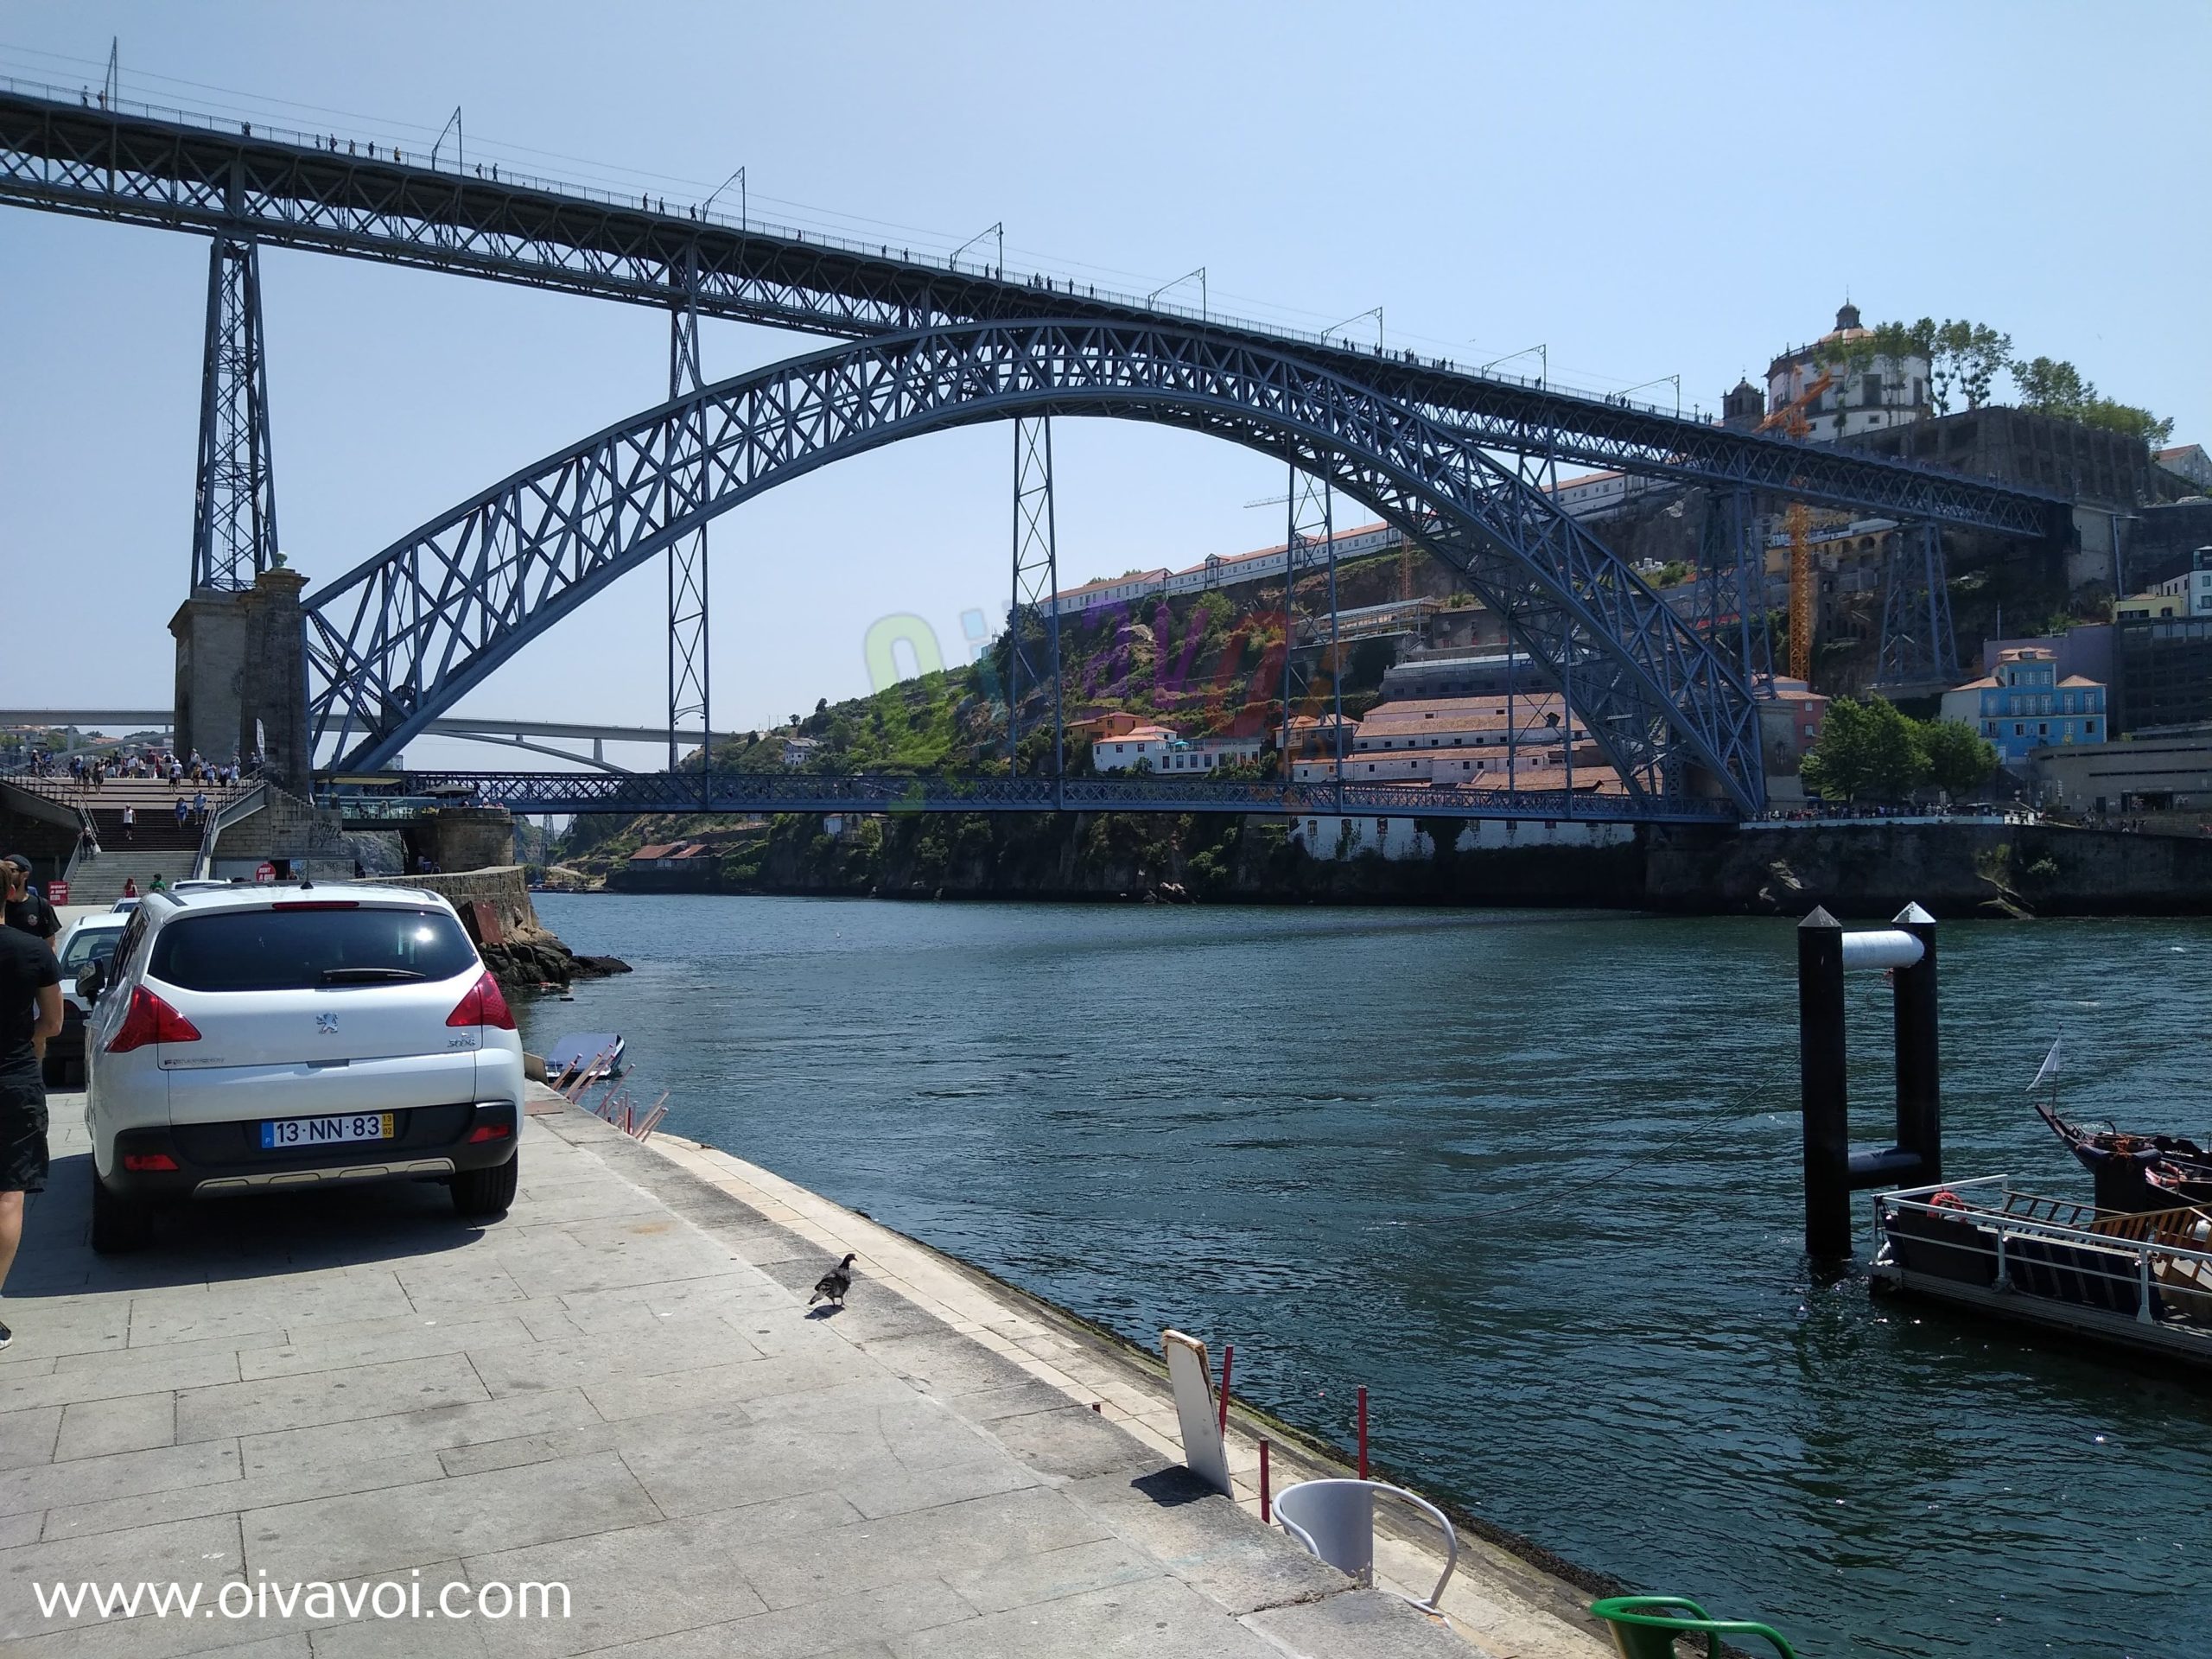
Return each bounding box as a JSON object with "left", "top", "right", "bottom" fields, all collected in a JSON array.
[{"left": 1766, "top": 302, "right": 1932, "bottom": 442}]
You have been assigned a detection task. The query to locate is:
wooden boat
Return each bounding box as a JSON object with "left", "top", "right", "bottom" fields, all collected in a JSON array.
[
  {"left": 2024, "top": 1037, "right": 2212, "bottom": 1212},
  {"left": 546, "top": 1032, "right": 627, "bottom": 1090},
  {"left": 2033, "top": 1100, "right": 2212, "bottom": 1213}
]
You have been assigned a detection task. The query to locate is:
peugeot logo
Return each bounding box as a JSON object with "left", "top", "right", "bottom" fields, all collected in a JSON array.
[{"left": 316, "top": 1014, "right": 339, "bottom": 1034}]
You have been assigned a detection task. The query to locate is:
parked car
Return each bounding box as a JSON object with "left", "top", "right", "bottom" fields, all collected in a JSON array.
[
  {"left": 43, "top": 912, "right": 131, "bottom": 1086},
  {"left": 110, "top": 896, "right": 140, "bottom": 913},
  {"left": 79, "top": 883, "right": 525, "bottom": 1252}
]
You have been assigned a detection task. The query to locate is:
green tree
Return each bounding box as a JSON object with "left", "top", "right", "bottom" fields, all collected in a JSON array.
[
  {"left": 1800, "top": 696, "right": 1930, "bottom": 802},
  {"left": 1917, "top": 718, "right": 1999, "bottom": 798},
  {"left": 2012, "top": 354, "right": 2094, "bottom": 414},
  {"left": 2080, "top": 399, "right": 2175, "bottom": 448},
  {"left": 1938, "top": 320, "right": 2012, "bottom": 408},
  {"left": 2012, "top": 355, "right": 2174, "bottom": 449}
]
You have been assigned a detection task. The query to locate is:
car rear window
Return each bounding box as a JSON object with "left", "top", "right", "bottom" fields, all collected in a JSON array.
[
  {"left": 60, "top": 926, "right": 126, "bottom": 974},
  {"left": 148, "top": 906, "right": 479, "bottom": 993}
]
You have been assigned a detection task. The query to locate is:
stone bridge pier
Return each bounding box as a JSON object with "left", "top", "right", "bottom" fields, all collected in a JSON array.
[{"left": 169, "top": 563, "right": 313, "bottom": 793}]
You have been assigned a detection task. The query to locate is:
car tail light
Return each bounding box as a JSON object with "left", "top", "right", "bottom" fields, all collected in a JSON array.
[
  {"left": 271, "top": 900, "right": 361, "bottom": 911},
  {"left": 105, "top": 987, "right": 203, "bottom": 1052},
  {"left": 123, "top": 1152, "right": 180, "bottom": 1172},
  {"left": 466, "top": 1122, "right": 512, "bottom": 1144},
  {"left": 446, "top": 970, "right": 517, "bottom": 1032}
]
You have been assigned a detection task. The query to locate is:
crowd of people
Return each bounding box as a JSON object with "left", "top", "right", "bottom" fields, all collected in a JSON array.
[
  {"left": 33, "top": 746, "right": 263, "bottom": 789},
  {"left": 1755, "top": 801, "right": 2040, "bottom": 824}
]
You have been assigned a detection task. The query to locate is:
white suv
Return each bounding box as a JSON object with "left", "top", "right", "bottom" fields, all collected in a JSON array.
[{"left": 80, "top": 883, "right": 525, "bottom": 1252}]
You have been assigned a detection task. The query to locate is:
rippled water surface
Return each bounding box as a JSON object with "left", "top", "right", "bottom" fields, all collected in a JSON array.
[{"left": 524, "top": 893, "right": 2212, "bottom": 1657}]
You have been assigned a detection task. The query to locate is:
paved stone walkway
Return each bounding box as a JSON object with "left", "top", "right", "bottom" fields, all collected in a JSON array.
[{"left": 0, "top": 1092, "right": 1605, "bottom": 1657}]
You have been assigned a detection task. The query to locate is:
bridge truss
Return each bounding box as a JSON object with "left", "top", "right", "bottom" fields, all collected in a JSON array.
[{"left": 302, "top": 320, "right": 1770, "bottom": 814}]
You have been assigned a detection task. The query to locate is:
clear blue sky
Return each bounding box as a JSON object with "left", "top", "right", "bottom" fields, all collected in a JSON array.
[{"left": 3, "top": 2, "right": 2205, "bottom": 765}]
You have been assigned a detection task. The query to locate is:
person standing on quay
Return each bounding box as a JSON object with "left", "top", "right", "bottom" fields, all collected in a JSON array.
[
  {"left": 2, "top": 859, "right": 58, "bottom": 946},
  {"left": 0, "top": 912, "right": 61, "bottom": 1350}
]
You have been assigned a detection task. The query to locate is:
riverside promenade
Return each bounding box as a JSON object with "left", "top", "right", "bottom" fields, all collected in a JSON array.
[{"left": 0, "top": 1090, "right": 1607, "bottom": 1657}]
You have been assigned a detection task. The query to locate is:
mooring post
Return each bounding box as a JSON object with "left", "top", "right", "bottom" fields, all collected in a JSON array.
[
  {"left": 1891, "top": 902, "right": 1941, "bottom": 1185},
  {"left": 1798, "top": 906, "right": 1852, "bottom": 1259}
]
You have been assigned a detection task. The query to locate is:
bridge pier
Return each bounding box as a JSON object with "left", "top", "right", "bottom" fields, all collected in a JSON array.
[
  {"left": 402, "top": 806, "right": 516, "bottom": 874},
  {"left": 168, "top": 586, "right": 248, "bottom": 766},
  {"left": 1873, "top": 523, "right": 1961, "bottom": 692},
  {"left": 169, "top": 563, "right": 310, "bottom": 783}
]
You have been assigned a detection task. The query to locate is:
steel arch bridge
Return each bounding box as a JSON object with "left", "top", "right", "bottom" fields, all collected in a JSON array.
[{"left": 304, "top": 319, "right": 1767, "bottom": 815}]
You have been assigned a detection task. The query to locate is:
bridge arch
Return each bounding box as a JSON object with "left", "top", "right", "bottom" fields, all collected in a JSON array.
[{"left": 305, "top": 321, "right": 1764, "bottom": 811}]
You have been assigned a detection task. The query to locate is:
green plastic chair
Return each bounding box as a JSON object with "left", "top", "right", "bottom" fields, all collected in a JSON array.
[{"left": 1590, "top": 1596, "right": 1798, "bottom": 1658}]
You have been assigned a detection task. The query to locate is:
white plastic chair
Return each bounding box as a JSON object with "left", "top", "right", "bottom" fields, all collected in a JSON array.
[{"left": 1274, "top": 1478, "right": 1459, "bottom": 1614}]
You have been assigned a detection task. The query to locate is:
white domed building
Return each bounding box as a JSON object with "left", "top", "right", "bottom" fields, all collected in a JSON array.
[{"left": 1766, "top": 302, "right": 1932, "bottom": 443}]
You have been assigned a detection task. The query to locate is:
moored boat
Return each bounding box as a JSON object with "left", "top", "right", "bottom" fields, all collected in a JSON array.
[{"left": 1872, "top": 1175, "right": 2212, "bottom": 1366}]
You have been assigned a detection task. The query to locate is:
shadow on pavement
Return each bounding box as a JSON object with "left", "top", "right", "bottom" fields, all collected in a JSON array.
[{"left": 11, "top": 1147, "right": 489, "bottom": 1296}]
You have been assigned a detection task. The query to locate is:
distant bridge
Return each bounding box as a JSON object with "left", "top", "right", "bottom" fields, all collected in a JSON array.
[{"left": 0, "top": 709, "right": 747, "bottom": 773}]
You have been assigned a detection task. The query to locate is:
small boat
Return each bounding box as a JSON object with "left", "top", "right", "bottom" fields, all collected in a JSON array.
[
  {"left": 546, "top": 1032, "right": 627, "bottom": 1090},
  {"left": 2026, "top": 1038, "right": 2212, "bottom": 1212},
  {"left": 1872, "top": 1176, "right": 2212, "bottom": 1365}
]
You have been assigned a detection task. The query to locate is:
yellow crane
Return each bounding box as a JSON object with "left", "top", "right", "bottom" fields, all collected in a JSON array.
[{"left": 1757, "top": 371, "right": 1830, "bottom": 683}]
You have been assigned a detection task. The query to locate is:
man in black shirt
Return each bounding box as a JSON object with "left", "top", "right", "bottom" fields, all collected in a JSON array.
[
  {"left": 3, "top": 856, "right": 58, "bottom": 944},
  {"left": 0, "top": 920, "right": 62, "bottom": 1351}
]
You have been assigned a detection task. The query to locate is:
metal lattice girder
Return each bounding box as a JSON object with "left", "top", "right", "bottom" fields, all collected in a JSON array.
[
  {"left": 1875, "top": 522, "right": 1961, "bottom": 689},
  {"left": 335, "top": 769, "right": 1740, "bottom": 824},
  {"left": 1006, "top": 416, "right": 1064, "bottom": 777},
  {"left": 302, "top": 320, "right": 1770, "bottom": 814},
  {"left": 0, "top": 85, "right": 2065, "bottom": 540},
  {"left": 190, "top": 235, "right": 280, "bottom": 590},
  {"left": 1278, "top": 463, "right": 1342, "bottom": 789},
  {"left": 1694, "top": 490, "right": 1771, "bottom": 694},
  {"left": 665, "top": 280, "right": 709, "bottom": 772}
]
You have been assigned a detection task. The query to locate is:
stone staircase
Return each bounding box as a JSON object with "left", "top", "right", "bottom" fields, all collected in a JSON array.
[
  {"left": 12, "top": 775, "right": 231, "bottom": 903},
  {"left": 61, "top": 849, "right": 194, "bottom": 906}
]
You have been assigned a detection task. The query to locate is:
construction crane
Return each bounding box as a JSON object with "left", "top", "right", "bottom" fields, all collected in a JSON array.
[{"left": 1757, "top": 371, "right": 1831, "bottom": 683}]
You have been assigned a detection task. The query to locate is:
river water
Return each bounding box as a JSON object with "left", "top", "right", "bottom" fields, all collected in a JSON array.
[{"left": 523, "top": 893, "right": 2209, "bottom": 1657}]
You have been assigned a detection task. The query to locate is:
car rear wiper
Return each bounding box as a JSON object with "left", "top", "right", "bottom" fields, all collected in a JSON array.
[{"left": 318, "top": 967, "right": 430, "bottom": 982}]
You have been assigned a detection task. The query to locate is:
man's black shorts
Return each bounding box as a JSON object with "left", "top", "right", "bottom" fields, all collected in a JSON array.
[{"left": 0, "top": 1058, "right": 49, "bottom": 1194}]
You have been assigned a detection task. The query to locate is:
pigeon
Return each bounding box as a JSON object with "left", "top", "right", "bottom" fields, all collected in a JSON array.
[{"left": 809, "top": 1253, "right": 857, "bottom": 1308}]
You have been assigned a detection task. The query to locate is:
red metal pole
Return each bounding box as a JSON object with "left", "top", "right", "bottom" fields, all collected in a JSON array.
[
  {"left": 1217, "top": 1344, "right": 1234, "bottom": 1436},
  {"left": 1357, "top": 1386, "right": 1369, "bottom": 1480},
  {"left": 1260, "top": 1438, "right": 1272, "bottom": 1522}
]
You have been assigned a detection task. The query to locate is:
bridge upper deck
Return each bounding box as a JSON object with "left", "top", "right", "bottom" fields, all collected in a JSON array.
[{"left": 0, "top": 79, "right": 2065, "bottom": 540}]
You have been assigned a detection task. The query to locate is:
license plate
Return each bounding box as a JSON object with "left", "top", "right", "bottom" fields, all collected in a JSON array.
[{"left": 259, "top": 1112, "right": 395, "bottom": 1150}]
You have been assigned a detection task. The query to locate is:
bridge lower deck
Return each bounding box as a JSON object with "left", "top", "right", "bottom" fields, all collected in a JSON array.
[{"left": 330, "top": 770, "right": 1736, "bottom": 825}]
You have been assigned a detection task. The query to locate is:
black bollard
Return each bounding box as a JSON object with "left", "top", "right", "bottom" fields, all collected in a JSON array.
[
  {"left": 1891, "top": 902, "right": 1941, "bottom": 1187},
  {"left": 1798, "top": 906, "right": 1852, "bottom": 1260}
]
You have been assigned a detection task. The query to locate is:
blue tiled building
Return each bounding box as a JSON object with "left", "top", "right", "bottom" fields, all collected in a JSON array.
[{"left": 1941, "top": 647, "right": 2107, "bottom": 766}]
